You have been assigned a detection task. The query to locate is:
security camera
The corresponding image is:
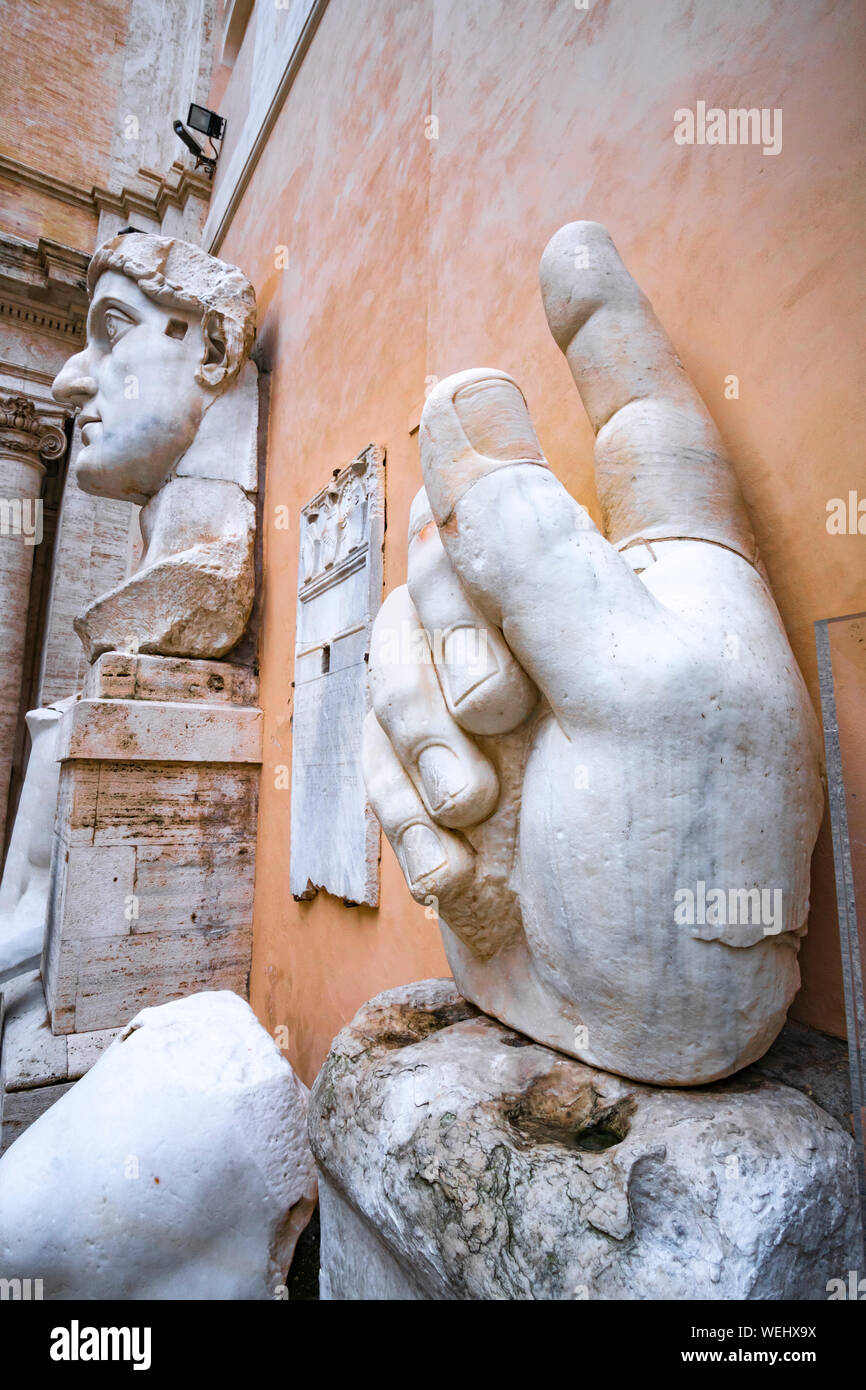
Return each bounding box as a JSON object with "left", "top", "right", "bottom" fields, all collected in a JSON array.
[
  {"left": 173, "top": 120, "right": 204, "bottom": 159},
  {"left": 172, "top": 118, "right": 217, "bottom": 177}
]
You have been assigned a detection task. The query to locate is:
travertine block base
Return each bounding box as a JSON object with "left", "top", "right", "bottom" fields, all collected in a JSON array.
[
  {"left": 0, "top": 970, "right": 117, "bottom": 1153},
  {"left": 43, "top": 654, "right": 262, "bottom": 1034},
  {"left": 310, "top": 981, "right": 859, "bottom": 1301}
]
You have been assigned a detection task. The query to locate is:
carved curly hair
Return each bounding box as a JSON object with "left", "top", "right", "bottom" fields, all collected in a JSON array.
[{"left": 87, "top": 232, "right": 257, "bottom": 390}]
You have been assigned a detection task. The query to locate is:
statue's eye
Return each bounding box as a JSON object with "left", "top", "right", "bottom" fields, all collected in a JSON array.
[{"left": 103, "top": 309, "right": 135, "bottom": 345}]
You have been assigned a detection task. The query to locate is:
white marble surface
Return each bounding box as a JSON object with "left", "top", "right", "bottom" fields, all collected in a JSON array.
[
  {"left": 52, "top": 234, "right": 259, "bottom": 662},
  {"left": 290, "top": 445, "right": 384, "bottom": 906},
  {"left": 363, "top": 223, "right": 824, "bottom": 1085},
  {"left": 0, "top": 990, "right": 317, "bottom": 1298},
  {"left": 0, "top": 705, "right": 69, "bottom": 982}
]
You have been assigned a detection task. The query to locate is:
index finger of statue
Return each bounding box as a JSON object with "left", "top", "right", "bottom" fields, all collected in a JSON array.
[
  {"left": 539, "top": 220, "right": 757, "bottom": 566},
  {"left": 406, "top": 488, "right": 538, "bottom": 736}
]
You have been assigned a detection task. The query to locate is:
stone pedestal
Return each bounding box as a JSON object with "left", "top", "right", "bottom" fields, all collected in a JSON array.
[
  {"left": 1, "top": 651, "right": 263, "bottom": 1150},
  {"left": 310, "top": 980, "right": 860, "bottom": 1301},
  {"left": 42, "top": 652, "right": 261, "bottom": 1035}
]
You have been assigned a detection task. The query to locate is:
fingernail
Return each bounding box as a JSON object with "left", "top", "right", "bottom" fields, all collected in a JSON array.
[
  {"left": 400, "top": 823, "right": 447, "bottom": 888},
  {"left": 442, "top": 626, "right": 499, "bottom": 706},
  {"left": 417, "top": 743, "right": 467, "bottom": 812},
  {"left": 453, "top": 377, "right": 545, "bottom": 462}
]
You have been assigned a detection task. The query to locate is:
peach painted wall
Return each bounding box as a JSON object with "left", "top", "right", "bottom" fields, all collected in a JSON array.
[{"left": 212, "top": 0, "right": 866, "bottom": 1083}]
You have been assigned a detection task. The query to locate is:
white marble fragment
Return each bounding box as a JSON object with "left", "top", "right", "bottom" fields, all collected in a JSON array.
[
  {"left": 52, "top": 233, "right": 259, "bottom": 662},
  {"left": 290, "top": 445, "right": 385, "bottom": 906},
  {"left": 0, "top": 704, "right": 69, "bottom": 982},
  {"left": 0, "top": 991, "right": 317, "bottom": 1299}
]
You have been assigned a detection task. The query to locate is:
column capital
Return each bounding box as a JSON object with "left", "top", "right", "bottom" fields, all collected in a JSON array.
[{"left": 0, "top": 394, "right": 66, "bottom": 464}]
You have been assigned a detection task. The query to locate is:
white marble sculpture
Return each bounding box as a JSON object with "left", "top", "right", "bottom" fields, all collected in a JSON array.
[
  {"left": 0, "top": 991, "right": 317, "bottom": 1299},
  {"left": 51, "top": 232, "right": 259, "bottom": 662},
  {"left": 0, "top": 703, "right": 70, "bottom": 982},
  {"left": 363, "top": 221, "right": 824, "bottom": 1086}
]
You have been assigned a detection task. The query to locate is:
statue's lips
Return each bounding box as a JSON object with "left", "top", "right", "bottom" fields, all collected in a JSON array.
[{"left": 78, "top": 417, "right": 102, "bottom": 445}]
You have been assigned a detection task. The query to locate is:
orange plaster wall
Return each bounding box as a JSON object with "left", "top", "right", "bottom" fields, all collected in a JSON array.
[{"left": 214, "top": 0, "right": 866, "bottom": 1083}]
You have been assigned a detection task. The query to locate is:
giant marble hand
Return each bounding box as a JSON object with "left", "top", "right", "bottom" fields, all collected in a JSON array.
[
  {"left": 363, "top": 222, "right": 823, "bottom": 1085},
  {"left": 52, "top": 232, "right": 259, "bottom": 662}
]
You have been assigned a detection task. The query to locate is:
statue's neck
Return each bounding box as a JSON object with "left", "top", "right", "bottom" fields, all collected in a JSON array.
[{"left": 139, "top": 361, "right": 259, "bottom": 566}]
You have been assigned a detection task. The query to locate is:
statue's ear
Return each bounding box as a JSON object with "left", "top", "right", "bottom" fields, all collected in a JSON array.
[{"left": 198, "top": 309, "right": 231, "bottom": 388}]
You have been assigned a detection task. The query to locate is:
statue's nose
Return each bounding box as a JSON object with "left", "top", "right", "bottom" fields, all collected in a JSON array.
[{"left": 52, "top": 351, "right": 97, "bottom": 410}]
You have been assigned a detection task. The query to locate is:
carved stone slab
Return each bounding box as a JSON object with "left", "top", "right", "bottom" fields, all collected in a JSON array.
[{"left": 290, "top": 445, "right": 385, "bottom": 906}]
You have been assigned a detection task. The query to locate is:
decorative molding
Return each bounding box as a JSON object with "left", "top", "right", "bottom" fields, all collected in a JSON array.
[
  {"left": 0, "top": 292, "right": 86, "bottom": 346},
  {"left": 300, "top": 450, "right": 384, "bottom": 592},
  {"left": 204, "top": 0, "right": 330, "bottom": 253},
  {"left": 0, "top": 358, "right": 66, "bottom": 395},
  {"left": 0, "top": 233, "right": 89, "bottom": 297},
  {"left": 0, "top": 232, "right": 88, "bottom": 356},
  {"left": 0, "top": 155, "right": 212, "bottom": 231},
  {"left": 95, "top": 163, "right": 213, "bottom": 227}
]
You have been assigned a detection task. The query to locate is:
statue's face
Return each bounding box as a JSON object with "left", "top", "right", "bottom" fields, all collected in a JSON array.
[{"left": 52, "top": 271, "right": 214, "bottom": 504}]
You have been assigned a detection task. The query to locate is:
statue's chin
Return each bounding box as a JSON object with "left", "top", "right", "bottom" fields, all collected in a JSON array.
[
  {"left": 75, "top": 449, "right": 151, "bottom": 505},
  {"left": 74, "top": 449, "right": 107, "bottom": 498}
]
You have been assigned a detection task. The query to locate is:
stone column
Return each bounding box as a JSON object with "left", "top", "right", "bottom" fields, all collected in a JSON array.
[{"left": 0, "top": 396, "right": 66, "bottom": 853}]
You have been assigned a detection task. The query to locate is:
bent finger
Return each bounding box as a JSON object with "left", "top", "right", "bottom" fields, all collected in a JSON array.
[
  {"left": 362, "top": 710, "right": 475, "bottom": 904},
  {"left": 368, "top": 585, "right": 499, "bottom": 829}
]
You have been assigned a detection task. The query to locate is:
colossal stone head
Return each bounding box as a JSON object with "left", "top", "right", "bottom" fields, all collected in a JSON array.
[
  {"left": 52, "top": 233, "right": 257, "bottom": 506},
  {"left": 51, "top": 233, "right": 260, "bottom": 664}
]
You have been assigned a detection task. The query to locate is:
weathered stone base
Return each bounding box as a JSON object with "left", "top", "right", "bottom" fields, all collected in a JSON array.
[
  {"left": 42, "top": 653, "right": 261, "bottom": 1034},
  {"left": 310, "top": 980, "right": 860, "bottom": 1301},
  {"left": 0, "top": 970, "right": 117, "bottom": 1153}
]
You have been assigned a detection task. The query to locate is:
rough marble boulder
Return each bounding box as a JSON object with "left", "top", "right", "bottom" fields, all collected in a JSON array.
[
  {"left": 0, "top": 991, "right": 317, "bottom": 1299},
  {"left": 310, "top": 981, "right": 859, "bottom": 1301}
]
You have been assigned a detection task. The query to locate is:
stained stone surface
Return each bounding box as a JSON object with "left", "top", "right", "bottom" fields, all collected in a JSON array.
[
  {"left": 40, "top": 655, "right": 261, "bottom": 1036},
  {"left": 310, "top": 980, "right": 860, "bottom": 1301},
  {"left": 0, "top": 705, "right": 67, "bottom": 981},
  {"left": 0, "top": 991, "right": 317, "bottom": 1299}
]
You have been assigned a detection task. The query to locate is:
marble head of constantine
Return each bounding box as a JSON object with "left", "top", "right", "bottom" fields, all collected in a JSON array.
[{"left": 52, "top": 232, "right": 257, "bottom": 506}]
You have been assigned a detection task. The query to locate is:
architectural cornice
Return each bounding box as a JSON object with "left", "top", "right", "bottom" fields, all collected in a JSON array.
[
  {"left": 0, "top": 232, "right": 89, "bottom": 294},
  {"left": 0, "top": 154, "right": 212, "bottom": 229},
  {"left": 0, "top": 290, "right": 86, "bottom": 346}
]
